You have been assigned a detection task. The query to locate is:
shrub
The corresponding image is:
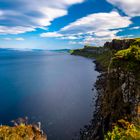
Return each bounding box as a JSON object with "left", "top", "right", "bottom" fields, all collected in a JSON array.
[
  {"left": 105, "top": 119, "right": 140, "bottom": 140},
  {"left": 114, "top": 45, "right": 140, "bottom": 61},
  {"left": 111, "top": 45, "right": 140, "bottom": 71}
]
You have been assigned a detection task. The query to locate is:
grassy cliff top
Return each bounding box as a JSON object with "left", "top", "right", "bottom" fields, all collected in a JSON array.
[
  {"left": 71, "top": 38, "right": 140, "bottom": 71},
  {"left": 114, "top": 45, "right": 140, "bottom": 61},
  {"left": 111, "top": 45, "right": 140, "bottom": 72},
  {"left": 132, "top": 38, "right": 140, "bottom": 46}
]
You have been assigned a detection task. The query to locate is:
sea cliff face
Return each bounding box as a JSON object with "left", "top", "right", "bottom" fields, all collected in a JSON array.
[{"left": 72, "top": 38, "right": 140, "bottom": 140}]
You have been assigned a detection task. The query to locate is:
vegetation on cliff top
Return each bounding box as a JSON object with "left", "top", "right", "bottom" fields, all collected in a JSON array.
[
  {"left": 105, "top": 119, "right": 140, "bottom": 140},
  {"left": 70, "top": 46, "right": 112, "bottom": 70},
  {"left": 114, "top": 45, "right": 140, "bottom": 61},
  {"left": 112, "top": 45, "right": 140, "bottom": 71},
  {"left": 71, "top": 38, "right": 140, "bottom": 71},
  {"left": 132, "top": 38, "right": 140, "bottom": 46}
]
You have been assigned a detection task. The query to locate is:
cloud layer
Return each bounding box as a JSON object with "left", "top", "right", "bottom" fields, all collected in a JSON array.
[
  {"left": 3, "top": 37, "right": 25, "bottom": 41},
  {"left": 41, "top": 11, "right": 132, "bottom": 45},
  {"left": 0, "top": 0, "right": 84, "bottom": 34},
  {"left": 0, "top": 0, "right": 138, "bottom": 47},
  {"left": 107, "top": 0, "right": 140, "bottom": 17},
  {"left": 60, "top": 11, "right": 131, "bottom": 34}
]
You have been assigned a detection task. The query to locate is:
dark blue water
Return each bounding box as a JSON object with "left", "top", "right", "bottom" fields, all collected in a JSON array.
[{"left": 0, "top": 49, "right": 99, "bottom": 140}]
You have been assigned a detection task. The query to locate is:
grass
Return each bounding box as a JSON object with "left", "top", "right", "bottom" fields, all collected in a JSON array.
[
  {"left": 71, "top": 38, "right": 140, "bottom": 71},
  {"left": 71, "top": 47, "right": 112, "bottom": 70},
  {"left": 105, "top": 119, "right": 140, "bottom": 140},
  {"left": 114, "top": 45, "right": 140, "bottom": 61},
  {"left": 95, "top": 50, "right": 112, "bottom": 70},
  {"left": 132, "top": 38, "right": 140, "bottom": 46},
  {"left": 111, "top": 45, "right": 140, "bottom": 72},
  {"left": 0, "top": 124, "right": 46, "bottom": 140}
]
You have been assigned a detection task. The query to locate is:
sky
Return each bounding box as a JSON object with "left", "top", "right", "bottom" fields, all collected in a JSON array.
[{"left": 0, "top": 0, "right": 140, "bottom": 50}]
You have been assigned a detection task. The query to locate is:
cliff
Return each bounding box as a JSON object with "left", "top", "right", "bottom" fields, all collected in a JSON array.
[
  {"left": 71, "top": 46, "right": 112, "bottom": 71},
  {"left": 100, "top": 45, "right": 140, "bottom": 139},
  {"left": 72, "top": 38, "right": 140, "bottom": 140},
  {"left": 71, "top": 38, "right": 140, "bottom": 70}
]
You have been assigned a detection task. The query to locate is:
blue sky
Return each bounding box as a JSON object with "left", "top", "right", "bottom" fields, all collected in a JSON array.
[{"left": 0, "top": 0, "right": 140, "bottom": 50}]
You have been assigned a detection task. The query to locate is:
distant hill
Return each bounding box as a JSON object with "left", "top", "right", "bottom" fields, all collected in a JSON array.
[{"left": 51, "top": 49, "right": 70, "bottom": 52}]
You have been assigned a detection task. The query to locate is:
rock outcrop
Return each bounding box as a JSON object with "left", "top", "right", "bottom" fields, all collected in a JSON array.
[{"left": 104, "top": 39, "right": 136, "bottom": 50}]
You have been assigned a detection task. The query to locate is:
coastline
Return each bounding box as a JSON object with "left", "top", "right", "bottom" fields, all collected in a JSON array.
[
  {"left": 92, "top": 59, "right": 104, "bottom": 72},
  {"left": 71, "top": 38, "right": 140, "bottom": 140},
  {"left": 80, "top": 59, "right": 107, "bottom": 140}
]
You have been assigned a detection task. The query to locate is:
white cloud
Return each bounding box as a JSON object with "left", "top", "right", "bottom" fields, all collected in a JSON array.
[
  {"left": 119, "top": 34, "right": 134, "bottom": 38},
  {"left": 41, "top": 11, "right": 131, "bottom": 38},
  {"left": 40, "top": 32, "right": 63, "bottom": 38},
  {"left": 94, "top": 30, "right": 121, "bottom": 37},
  {"left": 83, "top": 37, "right": 110, "bottom": 46},
  {"left": 41, "top": 11, "right": 131, "bottom": 46},
  {"left": 2, "top": 37, "right": 25, "bottom": 41},
  {"left": 3, "top": 37, "right": 12, "bottom": 41},
  {"left": 127, "top": 35, "right": 134, "bottom": 37},
  {"left": 129, "top": 26, "right": 140, "bottom": 30},
  {"left": 15, "top": 37, "right": 25, "bottom": 41},
  {"left": 60, "top": 11, "right": 131, "bottom": 34},
  {"left": 0, "top": 10, "right": 3, "bottom": 16},
  {"left": 107, "top": 0, "right": 140, "bottom": 17},
  {"left": 70, "top": 35, "right": 121, "bottom": 46},
  {"left": 69, "top": 41, "right": 79, "bottom": 44},
  {"left": 0, "top": 0, "right": 84, "bottom": 34},
  {"left": 36, "top": 7, "right": 67, "bottom": 27},
  {"left": 0, "top": 26, "right": 36, "bottom": 34},
  {"left": 59, "top": 0, "right": 84, "bottom": 5},
  {"left": 40, "top": 32, "right": 82, "bottom": 40},
  {"left": 61, "top": 35, "right": 79, "bottom": 40}
]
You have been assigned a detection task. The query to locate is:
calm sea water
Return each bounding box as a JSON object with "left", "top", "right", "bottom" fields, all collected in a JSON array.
[{"left": 0, "top": 49, "right": 99, "bottom": 140}]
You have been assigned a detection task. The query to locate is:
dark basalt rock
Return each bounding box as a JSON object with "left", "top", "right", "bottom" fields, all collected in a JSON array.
[{"left": 104, "top": 39, "right": 136, "bottom": 50}]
